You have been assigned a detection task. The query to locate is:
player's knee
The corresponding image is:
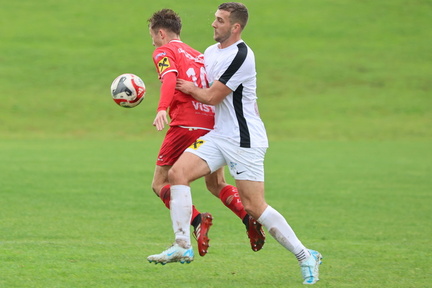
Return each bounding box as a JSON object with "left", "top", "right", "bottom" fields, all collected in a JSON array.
[
  {"left": 241, "top": 200, "right": 264, "bottom": 220},
  {"left": 151, "top": 182, "right": 160, "bottom": 196},
  {"left": 151, "top": 188, "right": 160, "bottom": 196},
  {"left": 151, "top": 177, "right": 168, "bottom": 197},
  {"left": 248, "top": 203, "right": 269, "bottom": 220},
  {"left": 205, "top": 179, "right": 222, "bottom": 196},
  {"left": 167, "top": 165, "right": 182, "bottom": 184},
  {"left": 243, "top": 205, "right": 254, "bottom": 217}
]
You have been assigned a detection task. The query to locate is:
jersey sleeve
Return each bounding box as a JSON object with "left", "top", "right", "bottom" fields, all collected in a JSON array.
[
  {"left": 217, "top": 42, "right": 251, "bottom": 92},
  {"left": 152, "top": 48, "right": 178, "bottom": 79},
  {"left": 152, "top": 47, "right": 179, "bottom": 111},
  {"left": 157, "top": 72, "right": 177, "bottom": 111}
]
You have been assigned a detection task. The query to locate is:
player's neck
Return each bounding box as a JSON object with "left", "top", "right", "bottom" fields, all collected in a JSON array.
[
  {"left": 218, "top": 37, "right": 242, "bottom": 49},
  {"left": 218, "top": 34, "right": 242, "bottom": 49},
  {"left": 162, "top": 37, "right": 180, "bottom": 45}
]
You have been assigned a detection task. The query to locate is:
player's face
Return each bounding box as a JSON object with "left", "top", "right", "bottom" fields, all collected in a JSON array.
[
  {"left": 212, "top": 9, "right": 233, "bottom": 44},
  {"left": 149, "top": 28, "right": 163, "bottom": 48}
]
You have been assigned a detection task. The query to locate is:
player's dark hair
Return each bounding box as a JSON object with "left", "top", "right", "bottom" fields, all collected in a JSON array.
[
  {"left": 148, "top": 9, "right": 182, "bottom": 35},
  {"left": 218, "top": 2, "right": 248, "bottom": 30}
]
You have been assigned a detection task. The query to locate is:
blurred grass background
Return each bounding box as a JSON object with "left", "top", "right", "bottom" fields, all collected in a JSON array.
[
  {"left": 1, "top": 0, "right": 431, "bottom": 287},
  {"left": 1, "top": 0, "right": 430, "bottom": 140}
]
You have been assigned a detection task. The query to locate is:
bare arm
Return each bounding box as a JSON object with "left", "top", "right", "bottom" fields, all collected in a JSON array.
[{"left": 176, "top": 79, "right": 232, "bottom": 106}]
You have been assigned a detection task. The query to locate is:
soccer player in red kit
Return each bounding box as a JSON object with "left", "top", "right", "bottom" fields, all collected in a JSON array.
[{"left": 147, "top": 9, "right": 265, "bottom": 258}]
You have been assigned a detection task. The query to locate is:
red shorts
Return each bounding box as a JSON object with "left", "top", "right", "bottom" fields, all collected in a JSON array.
[{"left": 156, "top": 126, "right": 210, "bottom": 166}]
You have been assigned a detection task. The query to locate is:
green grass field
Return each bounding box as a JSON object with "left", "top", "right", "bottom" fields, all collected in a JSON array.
[{"left": 1, "top": 0, "right": 431, "bottom": 287}]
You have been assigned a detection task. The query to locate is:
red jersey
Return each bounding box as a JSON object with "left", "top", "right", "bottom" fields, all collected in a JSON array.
[{"left": 152, "top": 40, "right": 215, "bottom": 129}]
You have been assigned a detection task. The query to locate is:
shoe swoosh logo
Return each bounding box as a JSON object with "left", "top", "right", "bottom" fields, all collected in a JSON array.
[{"left": 167, "top": 251, "right": 175, "bottom": 256}]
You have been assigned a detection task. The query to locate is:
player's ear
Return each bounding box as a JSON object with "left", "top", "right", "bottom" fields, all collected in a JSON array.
[{"left": 232, "top": 23, "right": 241, "bottom": 33}]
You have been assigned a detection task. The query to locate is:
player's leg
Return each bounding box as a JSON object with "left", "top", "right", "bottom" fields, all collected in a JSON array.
[
  {"left": 168, "top": 152, "right": 210, "bottom": 248},
  {"left": 204, "top": 168, "right": 265, "bottom": 251},
  {"left": 235, "top": 180, "right": 322, "bottom": 284},
  {"left": 232, "top": 180, "right": 266, "bottom": 219},
  {"left": 226, "top": 146, "right": 305, "bottom": 254},
  {"left": 225, "top": 144, "right": 322, "bottom": 284},
  {"left": 168, "top": 151, "right": 211, "bottom": 246},
  {"left": 147, "top": 151, "right": 211, "bottom": 264},
  {"left": 168, "top": 151, "right": 212, "bottom": 186},
  {"left": 151, "top": 164, "right": 170, "bottom": 197},
  {"left": 151, "top": 165, "right": 202, "bottom": 228},
  {"left": 205, "top": 168, "right": 247, "bottom": 219},
  {"left": 150, "top": 127, "right": 214, "bottom": 257}
]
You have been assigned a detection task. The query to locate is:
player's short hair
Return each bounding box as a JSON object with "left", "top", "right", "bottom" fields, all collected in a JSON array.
[
  {"left": 218, "top": 2, "right": 248, "bottom": 30},
  {"left": 148, "top": 9, "right": 182, "bottom": 35}
]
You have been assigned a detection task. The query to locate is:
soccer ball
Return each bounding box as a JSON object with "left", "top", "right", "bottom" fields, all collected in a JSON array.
[{"left": 110, "top": 73, "right": 146, "bottom": 108}]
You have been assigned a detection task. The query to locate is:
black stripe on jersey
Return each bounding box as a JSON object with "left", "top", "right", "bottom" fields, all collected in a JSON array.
[
  {"left": 218, "top": 42, "right": 248, "bottom": 85},
  {"left": 219, "top": 42, "right": 250, "bottom": 147},
  {"left": 233, "top": 84, "right": 251, "bottom": 148}
]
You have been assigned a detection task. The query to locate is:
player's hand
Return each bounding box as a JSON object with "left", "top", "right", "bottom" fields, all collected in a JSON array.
[
  {"left": 153, "top": 110, "right": 168, "bottom": 131},
  {"left": 176, "top": 79, "right": 195, "bottom": 94}
]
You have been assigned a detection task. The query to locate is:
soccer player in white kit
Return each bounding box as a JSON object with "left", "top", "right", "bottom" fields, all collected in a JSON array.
[{"left": 147, "top": 2, "right": 322, "bottom": 285}]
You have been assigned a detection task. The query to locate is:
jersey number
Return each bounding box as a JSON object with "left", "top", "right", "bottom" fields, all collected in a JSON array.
[{"left": 186, "top": 67, "right": 207, "bottom": 88}]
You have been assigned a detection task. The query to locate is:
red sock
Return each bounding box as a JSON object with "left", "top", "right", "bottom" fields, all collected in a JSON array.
[
  {"left": 160, "top": 185, "right": 200, "bottom": 225},
  {"left": 219, "top": 185, "right": 247, "bottom": 220}
]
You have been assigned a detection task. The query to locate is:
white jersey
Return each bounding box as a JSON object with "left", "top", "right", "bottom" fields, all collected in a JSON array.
[{"left": 204, "top": 40, "right": 268, "bottom": 148}]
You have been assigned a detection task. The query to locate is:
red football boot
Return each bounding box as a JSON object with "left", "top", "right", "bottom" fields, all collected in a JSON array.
[
  {"left": 247, "top": 217, "right": 265, "bottom": 252},
  {"left": 192, "top": 213, "right": 213, "bottom": 256}
]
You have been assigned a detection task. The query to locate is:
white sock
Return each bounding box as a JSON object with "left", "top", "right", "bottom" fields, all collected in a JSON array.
[
  {"left": 170, "top": 185, "right": 192, "bottom": 248},
  {"left": 258, "top": 205, "right": 311, "bottom": 261}
]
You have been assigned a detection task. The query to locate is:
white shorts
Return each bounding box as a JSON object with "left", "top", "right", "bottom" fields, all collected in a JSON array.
[{"left": 185, "top": 134, "right": 267, "bottom": 181}]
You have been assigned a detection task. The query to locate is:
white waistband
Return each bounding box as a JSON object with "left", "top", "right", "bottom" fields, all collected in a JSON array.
[{"left": 179, "top": 126, "right": 212, "bottom": 131}]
